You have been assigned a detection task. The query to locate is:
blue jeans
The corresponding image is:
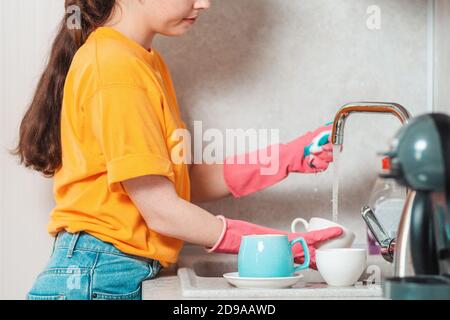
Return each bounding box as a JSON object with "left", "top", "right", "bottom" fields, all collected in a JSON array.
[{"left": 27, "top": 231, "right": 162, "bottom": 300}]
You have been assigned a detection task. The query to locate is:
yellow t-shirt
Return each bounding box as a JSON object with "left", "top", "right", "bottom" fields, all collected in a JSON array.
[{"left": 47, "top": 27, "right": 191, "bottom": 268}]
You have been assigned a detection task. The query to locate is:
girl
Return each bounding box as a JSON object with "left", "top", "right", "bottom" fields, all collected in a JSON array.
[{"left": 13, "top": 0, "right": 342, "bottom": 300}]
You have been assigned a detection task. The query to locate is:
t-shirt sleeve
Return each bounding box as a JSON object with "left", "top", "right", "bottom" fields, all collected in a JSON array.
[{"left": 87, "top": 85, "right": 175, "bottom": 195}]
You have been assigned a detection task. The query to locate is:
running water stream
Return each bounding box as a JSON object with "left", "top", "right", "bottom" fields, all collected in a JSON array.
[{"left": 332, "top": 145, "right": 342, "bottom": 223}]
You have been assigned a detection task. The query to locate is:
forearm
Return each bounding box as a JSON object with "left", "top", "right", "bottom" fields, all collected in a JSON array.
[
  {"left": 148, "top": 195, "right": 224, "bottom": 248},
  {"left": 122, "top": 175, "right": 224, "bottom": 248},
  {"left": 189, "top": 163, "right": 230, "bottom": 203}
]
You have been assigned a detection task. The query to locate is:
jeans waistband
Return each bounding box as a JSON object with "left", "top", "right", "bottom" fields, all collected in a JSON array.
[{"left": 54, "top": 231, "right": 157, "bottom": 264}]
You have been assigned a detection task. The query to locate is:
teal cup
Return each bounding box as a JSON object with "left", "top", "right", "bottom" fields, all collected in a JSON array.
[{"left": 238, "top": 234, "right": 310, "bottom": 278}]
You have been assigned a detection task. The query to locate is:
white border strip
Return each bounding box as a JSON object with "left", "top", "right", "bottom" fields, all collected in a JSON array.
[{"left": 427, "top": 0, "right": 436, "bottom": 112}]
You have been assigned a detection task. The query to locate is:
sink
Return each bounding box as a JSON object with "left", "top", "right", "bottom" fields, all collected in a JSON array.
[
  {"left": 193, "top": 260, "right": 237, "bottom": 278},
  {"left": 176, "top": 246, "right": 391, "bottom": 299}
]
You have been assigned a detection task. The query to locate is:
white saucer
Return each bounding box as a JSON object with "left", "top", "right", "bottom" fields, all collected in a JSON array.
[{"left": 223, "top": 272, "right": 303, "bottom": 289}]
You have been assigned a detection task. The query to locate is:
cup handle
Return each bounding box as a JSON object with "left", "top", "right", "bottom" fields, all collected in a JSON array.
[
  {"left": 290, "top": 237, "right": 310, "bottom": 272},
  {"left": 291, "top": 218, "right": 309, "bottom": 233}
]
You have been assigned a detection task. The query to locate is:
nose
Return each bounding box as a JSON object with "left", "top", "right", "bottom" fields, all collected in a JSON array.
[{"left": 194, "top": 0, "right": 211, "bottom": 10}]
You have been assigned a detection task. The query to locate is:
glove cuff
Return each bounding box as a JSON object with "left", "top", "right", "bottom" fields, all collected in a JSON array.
[{"left": 204, "top": 215, "right": 227, "bottom": 253}]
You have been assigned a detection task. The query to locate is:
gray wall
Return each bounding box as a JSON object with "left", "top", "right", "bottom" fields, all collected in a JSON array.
[
  {"left": 1, "top": 0, "right": 447, "bottom": 299},
  {"left": 435, "top": 0, "right": 450, "bottom": 112}
]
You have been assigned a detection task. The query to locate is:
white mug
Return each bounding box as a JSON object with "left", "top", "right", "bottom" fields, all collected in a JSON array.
[{"left": 291, "top": 217, "right": 355, "bottom": 249}]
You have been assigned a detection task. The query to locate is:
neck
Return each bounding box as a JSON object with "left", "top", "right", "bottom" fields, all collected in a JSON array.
[{"left": 104, "top": 19, "right": 155, "bottom": 49}]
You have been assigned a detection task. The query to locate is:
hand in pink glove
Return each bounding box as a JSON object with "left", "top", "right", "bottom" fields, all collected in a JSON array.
[
  {"left": 224, "top": 123, "right": 334, "bottom": 198},
  {"left": 298, "top": 123, "right": 334, "bottom": 172},
  {"left": 205, "top": 216, "right": 343, "bottom": 270}
]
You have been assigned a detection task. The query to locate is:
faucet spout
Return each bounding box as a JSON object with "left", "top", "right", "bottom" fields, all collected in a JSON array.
[{"left": 331, "top": 102, "right": 412, "bottom": 146}]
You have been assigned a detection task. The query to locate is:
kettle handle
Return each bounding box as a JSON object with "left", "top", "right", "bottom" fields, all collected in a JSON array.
[{"left": 410, "top": 191, "right": 439, "bottom": 275}]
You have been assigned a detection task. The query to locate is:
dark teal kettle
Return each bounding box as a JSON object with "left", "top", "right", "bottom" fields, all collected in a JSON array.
[{"left": 380, "top": 113, "right": 450, "bottom": 299}]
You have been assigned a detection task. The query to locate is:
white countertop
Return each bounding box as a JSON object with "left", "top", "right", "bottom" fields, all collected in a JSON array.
[
  {"left": 142, "top": 246, "right": 391, "bottom": 300},
  {"left": 142, "top": 272, "right": 386, "bottom": 300}
]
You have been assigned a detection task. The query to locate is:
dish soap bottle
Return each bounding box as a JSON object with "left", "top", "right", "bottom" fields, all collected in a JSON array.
[{"left": 367, "top": 157, "right": 407, "bottom": 255}]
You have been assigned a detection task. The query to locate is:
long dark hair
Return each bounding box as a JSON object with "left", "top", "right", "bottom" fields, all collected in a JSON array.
[{"left": 10, "top": 0, "right": 117, "bottom": 177}]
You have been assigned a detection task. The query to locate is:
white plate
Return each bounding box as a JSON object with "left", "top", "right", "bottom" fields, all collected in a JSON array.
[{"left": 223, "top": 272, "right": 303, "bottom": 289}]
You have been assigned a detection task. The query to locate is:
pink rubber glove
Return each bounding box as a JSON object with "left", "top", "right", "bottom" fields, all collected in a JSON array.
[
  {"left": 205, "top": 216, "right": 343, "bottom": 270},
  {"left": 224, "top": 124, "right": 334, "bottom": 198}
]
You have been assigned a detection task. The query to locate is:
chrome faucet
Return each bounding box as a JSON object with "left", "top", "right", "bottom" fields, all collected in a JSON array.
[
  {"left": 361, "top": 206, "right": 396, "bottom": 263},
  {"left": 331, "top": 102, "right": 414, "bottom": 276},
  {"left": 331, "top": 102, "right": 411, "bottom": 146}
]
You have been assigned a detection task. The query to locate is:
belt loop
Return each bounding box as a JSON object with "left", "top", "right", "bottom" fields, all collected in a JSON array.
[
  {"left": 51, "top": 233, "right": 59, "bottom": 255},
  {"left": 67, "top": 232, "right": 81, "bottom": 258}
]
